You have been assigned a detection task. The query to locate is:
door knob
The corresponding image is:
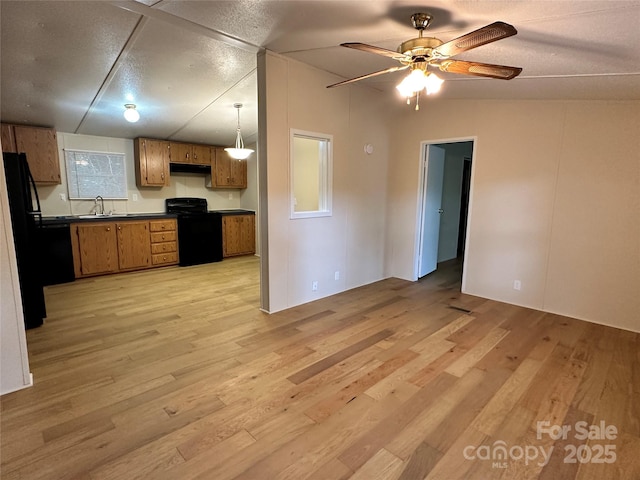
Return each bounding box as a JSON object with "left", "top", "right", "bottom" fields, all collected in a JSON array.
[{"left": 438, "top": 209, "right": 444, "bottom": 214}]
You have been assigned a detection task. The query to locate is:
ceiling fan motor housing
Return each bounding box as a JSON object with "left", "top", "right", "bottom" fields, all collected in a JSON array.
[{"left": 398, "top": 37, "right": 443, "bottom": 58}]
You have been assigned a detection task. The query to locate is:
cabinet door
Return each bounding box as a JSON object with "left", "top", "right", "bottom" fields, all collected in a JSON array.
[
  {"left": 222, "top": 215, "right": 255, "bottom": 257},
  {"left": 214, "top": 147, "right": 230, "bottom": 186},
  {"left": 117, "top": 221, "right": 151, "bottom": 270},
  {"left": 222, "top": 216, "right": 239, "bottom": 257},
  {"left": 13, "top": 126, "right": 61, "bottom": 184},
  {"left": 136, "top": 138, "right": 169, "bottom": 187},
  {"left": 75, "top": 223, "right": 118, "bottom": 276},
  {"left": 169, "top": 142, "right": 191, "bottom": 164},
  {"left": 229, "top": 158, "right": 247, "bottom": 188},
  {"left": 1, "top": 123, "right": 16, "bottom": 152},
  {"left": 191, "top": 144, "right": 212, "bottom": 166},
  {"left": 238, "top": 215, "right": 255, "bottom": 254},
  {"left": 213, "top": 148, "right": 247, "bottom": 188}
]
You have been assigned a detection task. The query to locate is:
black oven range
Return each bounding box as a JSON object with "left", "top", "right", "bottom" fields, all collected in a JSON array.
[{"left": 165, "top": 198, "right": 222, "bottom": 266}]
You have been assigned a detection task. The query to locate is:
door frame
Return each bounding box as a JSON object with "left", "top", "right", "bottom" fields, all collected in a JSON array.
[{"left": 413, "top": 136, "right": 478, "bottom": 293}]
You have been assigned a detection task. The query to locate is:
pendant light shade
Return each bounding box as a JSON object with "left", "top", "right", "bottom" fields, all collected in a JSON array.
[{"left": 224, "top": 103, "right": 254, "bottom": 160}]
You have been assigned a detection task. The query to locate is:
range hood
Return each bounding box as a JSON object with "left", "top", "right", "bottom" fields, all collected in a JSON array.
[{"left": 169, "top": 163, "right": 211, "bottom": 174}]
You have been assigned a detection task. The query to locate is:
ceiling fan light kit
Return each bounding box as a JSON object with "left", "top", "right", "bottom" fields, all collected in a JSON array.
[
  {"left": 327, "top": 13, "right": 522, "bottom": 110},
  {"left": 225, "top": 103, "right": 254, "bottom": 160}
]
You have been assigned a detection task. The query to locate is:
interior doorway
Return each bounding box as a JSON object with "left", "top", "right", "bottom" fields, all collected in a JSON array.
[{"left": 416, "top": 139, "right": 475, "bottom": 282}]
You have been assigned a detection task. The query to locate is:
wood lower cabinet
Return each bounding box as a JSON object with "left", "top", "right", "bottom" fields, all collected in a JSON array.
[
  {"left": 134, "top": 138, "right": 170, "bottom": 187},
  {"left": 71, "top": 218, "right": 178, "bottom": 277},
  {"left": 117, "top": 221, "right": 151, "bottom": 270},
  {"left": 149, "top": 219, "right": 178, "bottom": 266},
  {"left": 72, "top": 222, "right": 119, "bottom": 277},
  {"left": 222, "top": 214, "right": 255, "bottom": 257},
  {"left": 1, "top": 123, "right": 61, "bottom": 184}
]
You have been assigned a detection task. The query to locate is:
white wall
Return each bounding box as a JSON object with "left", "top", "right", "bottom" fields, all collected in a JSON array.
[
  {"left": 38, "top": 133, "right": 250, "bottom": 217},
  {"left": 0, "top": 147, "right": 33, "bottom": 395},
  {"left": 387, "top": 99, "right": 640, "bottom": 332},
  {"left": 258, "top": 51, "right": 391, "bottom": 313}
]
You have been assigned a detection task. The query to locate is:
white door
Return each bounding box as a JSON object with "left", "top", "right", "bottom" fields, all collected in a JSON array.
[{"left": 418, "top": 145, "right": 445, "bottom": 278}]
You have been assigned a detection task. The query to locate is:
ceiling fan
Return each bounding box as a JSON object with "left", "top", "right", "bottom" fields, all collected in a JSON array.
[{"left": 327, "top": 13, "right": 523, "bottom": 109}]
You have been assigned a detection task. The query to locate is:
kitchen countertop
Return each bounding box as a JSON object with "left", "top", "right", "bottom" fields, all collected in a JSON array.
[
  {"left": 40, "top": 213, "right": 177, "bottom": 226},
  {"left": 39, "top": 210, "right": 254, "bottom": 225},
  {"left": 211, "top": 209, "right": 255, "bottom": 215}
]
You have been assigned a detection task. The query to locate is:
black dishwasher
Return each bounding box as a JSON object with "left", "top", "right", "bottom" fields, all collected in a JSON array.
[{"left": 37, "top": 222, "right": 75, "bottom": 285}]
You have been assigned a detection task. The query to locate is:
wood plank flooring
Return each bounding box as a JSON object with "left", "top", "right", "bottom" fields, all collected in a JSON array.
[{"left": 1, "top": 256, "right": 639, "bottom": 479}]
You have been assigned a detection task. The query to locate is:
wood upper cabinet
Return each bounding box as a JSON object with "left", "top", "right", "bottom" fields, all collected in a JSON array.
[
  {"left": 117, "top": 221, "right": 151, "bottom": 271},
  {"left": 169, "top": 142, "right": 212, "bottom": 166},
  {"left": 134, "top": 138, "right": 170, "bottom": 187},
  {"left": 191, "top": 144, "right": 212, "bottom": 166},
  {"left": 1, "top": 123, "right": 61, "bottom": 184},
  {"left": 169, "top": 142, "right": 191, "bottom": 164},
  {"left": 222, "top": 214, "right": 255, "bottom": 257},
  {"left": 1, "top": 123, "right": 16, "bottom": 152},
  {"left": 72, "top": 222, "right": 119, "bottom": 277},
  {"left": 212, "top": 147, "right": 247, "bottom": 188}
]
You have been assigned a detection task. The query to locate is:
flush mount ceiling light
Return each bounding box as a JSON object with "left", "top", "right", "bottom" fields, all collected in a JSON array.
[
  {"left": 224, "top": 103, "right": 254, "bottom": 160},
  {"left": 123, "top": 104, "right": 140, "bottom": 123},
  {"left": 327, "top": 13, "right": 522, "bottom": 111}
]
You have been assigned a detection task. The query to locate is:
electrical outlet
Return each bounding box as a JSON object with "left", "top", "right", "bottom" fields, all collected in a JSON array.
[
  {"left": 312, "top": 281, "right": 318, "bottom": 291},
  {"left": 513, "top": 280, "right": 522, "bottom": 291},
  {"left": 59, "top": 193, "right": 66, "bottom": 201},
  {"left": 334, "top": 271, "right": 340, "bottom": 281},
  {"left": 132, "top": 193, "right": 138, "bottom": 202}
]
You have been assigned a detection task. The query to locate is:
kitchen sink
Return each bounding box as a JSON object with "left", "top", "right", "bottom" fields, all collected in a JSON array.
[{"left": 76, "top": 213, "right": 129, "bottom": 219}]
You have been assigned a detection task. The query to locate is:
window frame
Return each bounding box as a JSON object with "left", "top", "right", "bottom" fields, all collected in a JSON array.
[{"left": 289, "top": 129, "right": 333, "bottom": 219}]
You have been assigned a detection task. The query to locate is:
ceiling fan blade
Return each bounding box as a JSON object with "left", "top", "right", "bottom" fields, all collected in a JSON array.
[
  {"left": 327, "top": 65, "right": 409, "bottom": 88},
  {"left": 433, "top": 21, "right": 517, "bottom": 58},
  {"left": 438, "top": 60, "right": 522, "bottom": 79},
  {"left": 341, "top": 42, "right": 405, "bottom": 59}
]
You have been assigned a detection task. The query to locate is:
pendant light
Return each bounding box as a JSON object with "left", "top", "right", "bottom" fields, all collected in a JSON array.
[{"left": 224, "top": 103, "right": 254, "bottom": 160}]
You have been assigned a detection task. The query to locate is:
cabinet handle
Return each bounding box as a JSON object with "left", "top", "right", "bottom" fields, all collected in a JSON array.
[
  {"left": 161, "top": 172, "right": 165, "bottom": 180},
  {"left": 162, "top": 235, "right": 165, "bottom": 239},
  {"left": 118, "top": 226, "right": 121, "bottom": 230},
  {"left": 107, "top": 227, "right": 111, "bottom": 232}
]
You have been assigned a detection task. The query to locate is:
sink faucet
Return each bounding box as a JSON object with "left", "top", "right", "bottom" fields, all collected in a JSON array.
[{"left": 95, "top": 195, "right": 104, "bottom": 215}]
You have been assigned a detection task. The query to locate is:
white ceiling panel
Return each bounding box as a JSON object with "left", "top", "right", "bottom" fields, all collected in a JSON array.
[
  {"left": 0, "top": 1, "right": 139, "bottom": 130},
  {"left": 77, "top": 17, "right": 256, "bottom": 142},
  {"left": 1, "top": 0, "right": 639, "bottom": 142}
]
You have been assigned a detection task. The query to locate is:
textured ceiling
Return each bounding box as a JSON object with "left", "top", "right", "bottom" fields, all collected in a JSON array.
[{"left": 1, "top": 1, "right": 639, "bottom": 146}]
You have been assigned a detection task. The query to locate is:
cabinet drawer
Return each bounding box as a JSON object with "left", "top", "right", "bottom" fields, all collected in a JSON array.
[
  {"left": 149, "top": 220, "right": 176, "bottom": 232},
  {"left": 151, "top": 242, "right": 177, "bottom": 254},
  {"left": 152, "top": 252, "right": 178, "bottom": 265},
  {"left": 150, "top": 231, "right": 176, "bottom": 243}
]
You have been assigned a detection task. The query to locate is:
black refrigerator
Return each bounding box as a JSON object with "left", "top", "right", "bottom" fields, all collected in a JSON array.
[{"left": 3, "top": 152, "right": 46, "bottom": 328}]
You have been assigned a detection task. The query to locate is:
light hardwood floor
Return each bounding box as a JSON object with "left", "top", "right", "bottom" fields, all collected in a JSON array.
[{"left": 1, "top": 256, "right": 639, "bottom": 479}]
